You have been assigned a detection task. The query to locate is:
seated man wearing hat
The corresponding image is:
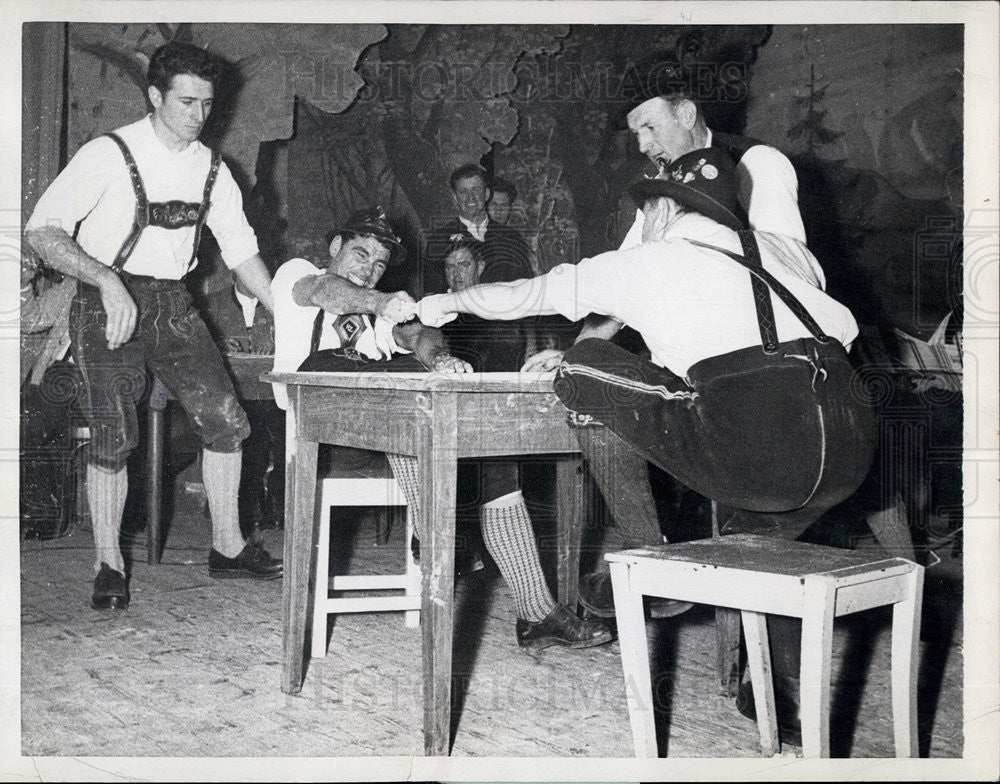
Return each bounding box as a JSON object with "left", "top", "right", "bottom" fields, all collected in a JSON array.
[
  {"left": 523, "top": 54, "right": 821, "bottom": 621},
  {"left": 270, "top": 208, "right": 611, "bottom": 651},
  {"left": 417, "top": 149, "right": 877, "bottom": 744}
]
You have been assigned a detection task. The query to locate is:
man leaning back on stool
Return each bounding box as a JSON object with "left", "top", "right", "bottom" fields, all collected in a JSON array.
[{"left": 417, "top": 147, "right": 878, "bottom": 744}]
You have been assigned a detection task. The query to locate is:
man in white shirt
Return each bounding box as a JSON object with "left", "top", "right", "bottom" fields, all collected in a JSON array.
[
  {"left": 24, "top": 41, "right": 281, "bottom": 611},
  {"left": 418, "top": 147, "right": 877, "bottom": 746},
  {"left": 271, "top": 211, "right": 612, "bottom": 650}
]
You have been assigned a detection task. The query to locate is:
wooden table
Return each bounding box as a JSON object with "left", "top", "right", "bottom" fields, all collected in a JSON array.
[
  {"left": 146, "top": 354, "right": 275, "bottom": 563},
  {"left": 265, "top": 370, "right": 585, "bottom": 756}
]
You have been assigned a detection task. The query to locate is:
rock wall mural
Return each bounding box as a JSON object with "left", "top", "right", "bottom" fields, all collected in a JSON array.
[
  {"left": 43, "top": 22, "right": 966, "bottom": 326},
  {"left": 747, "top": 25, "right": 963, "bottom": 337}
]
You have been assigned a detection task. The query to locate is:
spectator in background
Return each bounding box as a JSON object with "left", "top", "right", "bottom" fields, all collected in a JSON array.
[
  {"left": 487, "top": 177, "right": 518, "bottom": 227},
  {"left": 419, "top": 163, "right": 532, "bottom": 296},
  {"left": 439, "top": 237, "right": 612, "bottom": 650}
]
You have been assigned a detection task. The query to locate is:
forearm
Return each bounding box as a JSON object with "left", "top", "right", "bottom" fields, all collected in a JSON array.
[
  {"left": 575, "top": 314, "right": 623, "bottom": 344},
  {"left": 233, "top": 254, "right": 274, "bottom": 313},
  {"left": 523, "top": 323, "right": 539, "bottom": 359},
  {"left": 294, "top": 273, "right": 387, "bottom": 315},
  {"left": 446, "top": 277, "right": 557, "bottom": 321},
  {"left": 23, "top": 226, "right": 116, "bottom": 290},
  {"left": 396, "top": 323, "right": 449, "bottom": 368}
]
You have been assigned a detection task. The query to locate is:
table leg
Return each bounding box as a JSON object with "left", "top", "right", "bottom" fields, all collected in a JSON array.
[
  {"left": 741, "top": 609, "right": 779, "bottom": 756},
  {"left": 420, "top": 391, "right": 458, "bottom": 756},
  {"left": 891, "top": 564, "right": 923, "bottom": 757},
  {"left": 800, "top": 575, "right": 836, "bottom": 758},
  {"left": 147, "top": 406, "right": 163, "bottom": 565},
  {"left": 711, "top": 501, "right": 741, "bottom": 697},
  {"left": 609, "top": 562, "right": 657, "bottom": 757},
  {"left": 555, "top": 456, "right": 584, "bottom": 610},
  {"left": 281, "top": 405, "right": 319, "bottom": 695}
]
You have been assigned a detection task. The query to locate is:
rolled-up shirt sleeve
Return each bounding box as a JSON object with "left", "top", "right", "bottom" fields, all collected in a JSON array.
[
  {"left": 26, "top": 137, "right": 118, "bottom": 234},
  {"left": 538, "top": 252, "right": 625, "bottom": 323},
  {"left": 206, "top": 160, "right": 260, "bottom": 269}
]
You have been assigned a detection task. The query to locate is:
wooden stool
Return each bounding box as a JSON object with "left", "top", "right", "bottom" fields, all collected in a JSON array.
[
  {"left": 607, "top": 534, "right": 923, "bottom": 758},
  {"left": 311, "top": 465, "right": 420, "bottom": 659}
]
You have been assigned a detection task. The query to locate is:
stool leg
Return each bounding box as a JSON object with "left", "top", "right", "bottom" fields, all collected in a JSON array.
[
  {"left": 891, "top": 564, "right": 923, "bottom": 757},
  {"left": 311, "top": 490, "right": 332, "bottom": 659},
  {"left": 609, "top": 562, "right": 657, "bottom": 757},
  {"left": 404, "top": 508, "right": 420, "bottom": 628},
  {"left": 800, "top": 575, "right": 836, "bottom": 758},
  {"left": 741, "top": 610, "right": 779, "bottom": 756}
]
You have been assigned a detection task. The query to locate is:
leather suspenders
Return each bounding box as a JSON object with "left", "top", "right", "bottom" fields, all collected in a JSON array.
[
  {"left": 104, "top": 132, "right": 222, "bottom": 274},
  {"left": 688, "top": 232, "right": 831, "bottom": 354}
]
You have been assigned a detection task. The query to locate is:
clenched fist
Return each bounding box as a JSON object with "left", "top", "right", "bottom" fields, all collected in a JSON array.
[
  {"left": 430, "top": 353, "right": 473, "bottom": 374},
  {"left": 520, "top": 348, "right": 564, "bottom": 373},
  {"left": 416, "top": 294, "right": 458, "bottom": 328},
  {"left": 99, "top": 273, "right": 138, "bottom": 350},
  {"left": 377, "top": 291, "right": 418, "bottom": 325}
]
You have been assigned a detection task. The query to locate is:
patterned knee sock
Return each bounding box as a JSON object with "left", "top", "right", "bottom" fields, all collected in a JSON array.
[
  {"left": 87, "top": 464, "right": 127, "bottom": 574},
  {"left": 386, "top": 452, "right": 422, "bottom": 540},
  {"left": 203, "top": 448, "right": 246, "bottom": 558},
  {"left": 575, "top": 425, "right": 665, "bottom": 549},
  {"left": 480, "top": 491, "right": 556, "bottom": 622}
]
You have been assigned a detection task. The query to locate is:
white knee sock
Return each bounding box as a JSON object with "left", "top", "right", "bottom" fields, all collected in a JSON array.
[
  {"left": 386, "top": 452, "right": 422, "bottom": 540},
  {"left": 87, "top": 464, "right": 127, "bottom": 575},
  {"left": 202, "top": 448, "right": 246, "bottom": 558},
  {"left": 480, "top": 491, "right": 556, "bottom": 622}
]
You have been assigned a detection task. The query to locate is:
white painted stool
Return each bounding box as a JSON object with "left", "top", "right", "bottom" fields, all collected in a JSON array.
[
  {"left": 311, "top": 466, "right": 421, "bottom": 659},
  {"left": 607, "top": 533, "right": 923, "bottom": 758}
]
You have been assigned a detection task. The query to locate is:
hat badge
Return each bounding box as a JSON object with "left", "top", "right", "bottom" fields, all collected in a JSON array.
[{"left": 701, "top": 164, "right": 718, "bottom": 180}]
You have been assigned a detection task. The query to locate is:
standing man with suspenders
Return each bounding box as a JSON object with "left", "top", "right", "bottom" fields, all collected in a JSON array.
[{"left": 24, "top": 41, "right": 281, "bottom": 611}]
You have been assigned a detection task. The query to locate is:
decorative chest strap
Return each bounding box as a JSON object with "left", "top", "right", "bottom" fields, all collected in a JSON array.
[{"left": 104, "top": 132, "right": 222, "bottom": 274}]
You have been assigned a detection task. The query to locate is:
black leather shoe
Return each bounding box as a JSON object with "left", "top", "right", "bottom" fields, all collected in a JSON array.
[
  {"left": 91, "top": 563, "right": 129, "bottom": 610},
  {"left": 516, "top": 603, "right": 613, "bottom": 650},
  {"left": 578, "top": 570, "right": 693, "bottom": 619},
  {"left": 208, "top": 541, "right": 283, "bottom": 581},
  {"left": 736, "top": 678, "right": 803, "bottom": 748}
]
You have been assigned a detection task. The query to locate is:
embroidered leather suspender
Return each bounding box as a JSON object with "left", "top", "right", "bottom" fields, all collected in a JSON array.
[
  {"left": 104, "top": 132, "right": 222, "bottom": 274},
  {"left": 687, "top": 232, "right": 831, "bottom": 354}
]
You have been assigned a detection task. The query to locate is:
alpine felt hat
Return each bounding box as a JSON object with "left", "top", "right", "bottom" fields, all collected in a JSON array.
[
  {"left": 627, "top": 147, "right": 744, "bottom": 232},
  {"left": 334, "top": 206, "right": 406, "bottom": 263}
]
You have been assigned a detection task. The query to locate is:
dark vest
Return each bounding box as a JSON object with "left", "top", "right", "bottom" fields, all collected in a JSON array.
[{"left": 103, "top": 132, "right": 221, "bottom": 275}]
